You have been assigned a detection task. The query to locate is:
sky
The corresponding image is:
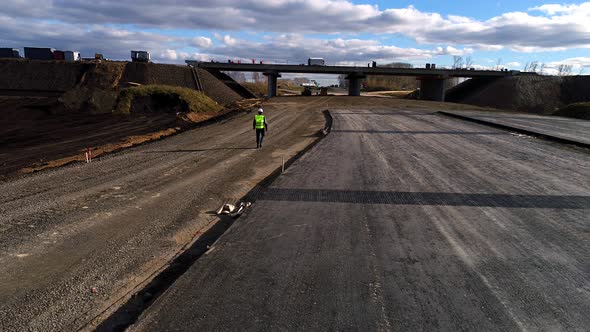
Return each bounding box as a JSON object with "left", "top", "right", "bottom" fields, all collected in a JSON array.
[{"left": 1, "top": 0, "right": 590, "bottom": 75}]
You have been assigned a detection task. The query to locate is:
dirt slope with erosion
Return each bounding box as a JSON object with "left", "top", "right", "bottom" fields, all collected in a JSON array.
[
  {"left": 447, "top": 75, "right": 590, "bottom": 114},
  {"left": 0, "top": 60, "right": 248, "bottom": 178}
]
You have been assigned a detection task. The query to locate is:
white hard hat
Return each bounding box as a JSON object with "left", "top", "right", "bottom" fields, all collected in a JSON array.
[{"left": 258, "top": 108, "right": 264, "bottom": 113}]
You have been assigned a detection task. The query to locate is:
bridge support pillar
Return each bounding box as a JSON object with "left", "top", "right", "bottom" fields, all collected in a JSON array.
[
  {"left": 417, "top": 77, "right": 446, "bottom": 102},
  {"left": 346, "top": 74, "right": 366, "bottom": 96},
  {"left": 264, "top": 71, "right": 281, "bottom": 98}
]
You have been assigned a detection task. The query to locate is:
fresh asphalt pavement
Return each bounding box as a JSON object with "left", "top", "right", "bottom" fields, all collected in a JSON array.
[
  {"left": 441, "top": 110, "right": 590, "bottom": 146},
  {"left": 131, "top": 108, "right": 590, "bottom": 331}
]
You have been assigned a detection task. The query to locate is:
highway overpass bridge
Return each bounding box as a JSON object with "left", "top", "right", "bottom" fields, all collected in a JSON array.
[{"left": 186, "top": 61, "right": 523, "bottom": 101}]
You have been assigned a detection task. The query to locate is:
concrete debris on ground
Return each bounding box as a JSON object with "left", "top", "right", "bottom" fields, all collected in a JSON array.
[{"left": 216, "top": 202, "right": 252, "bottom": 217}]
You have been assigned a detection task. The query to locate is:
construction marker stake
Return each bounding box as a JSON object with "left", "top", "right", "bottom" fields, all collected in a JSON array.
[
  {"left": 282, "top": 156, "right": 285, "bottom": 173},
  {"left": 85, "top": 152, "right": 89, "bottom": 163}
]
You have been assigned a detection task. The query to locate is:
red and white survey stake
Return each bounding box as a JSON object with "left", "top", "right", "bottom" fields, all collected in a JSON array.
[{"left": 85, "top": 147, "right": 93, "bottom": 163}]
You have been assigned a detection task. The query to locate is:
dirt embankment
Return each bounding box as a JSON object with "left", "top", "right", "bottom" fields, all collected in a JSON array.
[
  {"left": 196, "top": 68, "right": 244, "bottom": 105},
  {"left": 0, "top": 60, "right": 254, "bottom": 179},
  {"left": 0, "top": 59, "right": 87, "bottom": 92},
  {"left": 447, "top": 75, "right": 590, "bottom": 115},
  {"left": 0, "top": 60, "right": 244, "bottom": 112},
  {"left": 121, "top": 62, "right": 196, "bottom": 89},
  {"left": 118, "top": 63, "right": 244, "bottom": 105},
  {"left": 554, "top": 102, "right": 590, "bottom": 120}
]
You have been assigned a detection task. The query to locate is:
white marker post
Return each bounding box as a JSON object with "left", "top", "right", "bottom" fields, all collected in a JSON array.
[
  {"left": 282, "top": 156, "right": 285, "bottom": 173},
  {"left": 85, "top": 152, "right": 89, "bottom": 163}
]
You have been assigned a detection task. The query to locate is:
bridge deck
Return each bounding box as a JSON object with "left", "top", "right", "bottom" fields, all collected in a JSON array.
[{"left": 188, "top": 61, "right": 522, "bottom": 78}]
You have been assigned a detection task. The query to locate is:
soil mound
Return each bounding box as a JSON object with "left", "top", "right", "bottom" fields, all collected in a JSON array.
[{"left": 117, "top": 85, "right": 222, "bottom": 115}]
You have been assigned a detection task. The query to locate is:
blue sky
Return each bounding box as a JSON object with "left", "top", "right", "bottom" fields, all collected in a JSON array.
[{"left": 1, "top": 0, "right": 589, "bottom": 74}]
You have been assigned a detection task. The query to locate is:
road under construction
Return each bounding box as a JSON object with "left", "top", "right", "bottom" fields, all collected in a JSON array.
[{"left": 0, "top": 56, "right": 588, "bottom": 331}]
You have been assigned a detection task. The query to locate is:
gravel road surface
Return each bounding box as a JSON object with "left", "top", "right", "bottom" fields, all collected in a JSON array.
[
  {"left": 132, "top": 108, "right": 590, "bottom": 331},
  {"left": 0, "top": 97, "right": 330, "bottom": 331},
  {"left": 441, "top": 110, "right": 590, "bottom": 145}
]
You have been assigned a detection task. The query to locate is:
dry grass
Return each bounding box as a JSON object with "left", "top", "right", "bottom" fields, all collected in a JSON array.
[
  {"left": 241, "top": 82, "right": 268, "bottom": 97},
  {"left": 116, "top": 85, "right": 222, "bottom": 114}
]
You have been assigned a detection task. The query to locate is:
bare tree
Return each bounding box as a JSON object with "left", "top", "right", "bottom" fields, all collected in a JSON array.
[
  {"left": 557, "top": 64, "right": 573, "bottom": 76},
  {"left": 452, "top": 56, "right": 464, "bottom": 69},
  {"left": 252, "top": 72, "right": 261, "bottom": 83},
  {"left": 464, "top": 56, "right": 473, "bottom": 69},
  {"left": 578, "top": 67, "right": 585, "bottom": 75},
  {"left": 526, "top": 61, "right": 539, "bottom": 73},
  {"left": 495, "top": 58, "right": 503, "bottom": 70},
  {"left": 539, "top": 63, "right": 546, "bottom": 75}
]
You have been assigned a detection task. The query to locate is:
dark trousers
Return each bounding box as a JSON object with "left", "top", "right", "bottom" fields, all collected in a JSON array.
[{"left": 256, "top": 129, "right": 265, "bottom": 147}]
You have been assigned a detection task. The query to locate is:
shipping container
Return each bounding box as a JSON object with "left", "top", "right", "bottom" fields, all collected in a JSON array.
[
  {"left": 24, "top": 47, "right": 55, "bottom": 60},
  {"left": 52, "top": 50, "right": 65, "bottom": 60},
  {"left": 64, "top": 51, "right": 80, "bottom": 61},
  {"left": 131, "top": 50, "right": 150, "bottom": 62},
  {"left": 0, "top": 48, "right": 20, "bottom": 58}
]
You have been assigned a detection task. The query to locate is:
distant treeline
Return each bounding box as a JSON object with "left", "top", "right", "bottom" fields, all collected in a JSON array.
[{"left": 339, "top": 63, "right": 419, "bottom": 91}]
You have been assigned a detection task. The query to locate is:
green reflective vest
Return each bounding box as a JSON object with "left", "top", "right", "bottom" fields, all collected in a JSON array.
[{"left": 255, "top": 115, "right": 265, "bottom": 129}]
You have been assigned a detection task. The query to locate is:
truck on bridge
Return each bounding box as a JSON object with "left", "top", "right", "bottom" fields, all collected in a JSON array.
[
  {"left": 131, "top": 50, "right": 151, "bottom": 63},
  {"left": 308, "top": 58, "right": 325, "bottom": 66}
]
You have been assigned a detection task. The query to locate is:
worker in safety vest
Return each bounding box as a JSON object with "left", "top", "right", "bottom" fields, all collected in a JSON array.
[{"left": 253, "top": 108, "right": 268, "bottom": 149}]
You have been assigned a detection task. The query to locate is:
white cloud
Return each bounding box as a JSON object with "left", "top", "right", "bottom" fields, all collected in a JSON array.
[
  {"left": 222, "top": 35, "right": 237, "bottom": 46},
  {"left": 545, "top": 57, "right": 590, "bottom": 70},
  {"left": 1, "top": 1, "right": 590, "bottom": 51},
  {"left": 529, "top": 3, "right": 590, "bottom": 15},
  {"left": 509, "top": 45, "right": 568, "bottom": 53},
  {"left": 201, "top": 35, "right": 474, "bottom": 64},
  {"left": 0, "top": 14, "right": 185, "bottom": 62},
  {"left": 160, "top": 49, "right": 178, "bottom": 60},
  {"left": 192, "top": 36, "right": 212, "bottom": 48},
  {"left": 433, "top": 46, "right": 474, "bottom": 56}
]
